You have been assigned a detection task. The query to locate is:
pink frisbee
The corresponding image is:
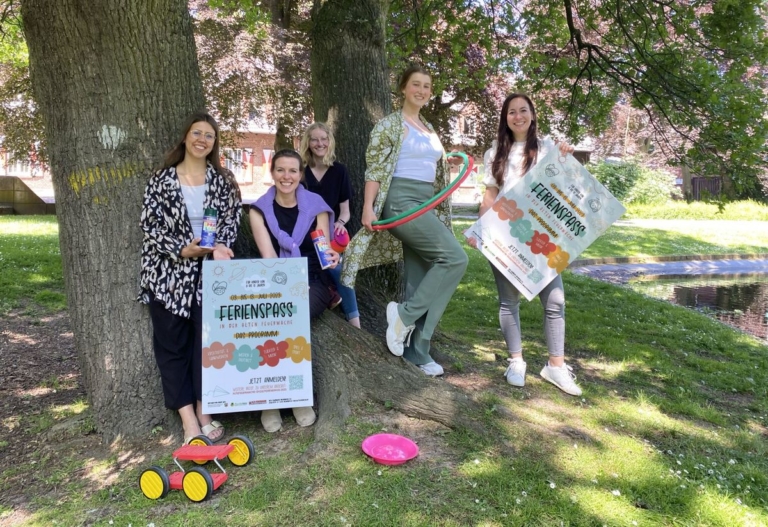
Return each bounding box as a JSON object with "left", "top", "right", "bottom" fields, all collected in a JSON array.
[{"left": 361, "top": 433, "right": 419, "bottom": 465}]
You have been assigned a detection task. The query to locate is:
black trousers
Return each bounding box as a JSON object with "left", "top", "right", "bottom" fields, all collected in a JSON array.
[{"left": 148, "top": 296, "right": 203, "bottom": 410}]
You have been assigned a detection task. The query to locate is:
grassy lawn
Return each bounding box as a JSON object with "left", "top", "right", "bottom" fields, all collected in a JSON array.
[
  {"left": 623, "top": 200, "right": 768, "bottom": 221},
  {"left": 2, "top": 208, "right": 767, "bottom": 526},
  {"left": 581, "top": 220, "right": 768, "bottom": 259},
  {"left": 0, "top": 216, "right": 65, "bottom": 314}
]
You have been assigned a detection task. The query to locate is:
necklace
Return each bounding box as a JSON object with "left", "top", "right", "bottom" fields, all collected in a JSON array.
[
  {"left": 177, "top": 165, "right": 206, "bottom": 186},
  {"left": 403, "top": 113, "right": 429, "bottom": 133}
]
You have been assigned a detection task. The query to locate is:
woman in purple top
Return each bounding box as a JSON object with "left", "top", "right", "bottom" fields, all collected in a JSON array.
[
  {"left": 249, "top": 148, "right": 340, "bottom": 433},
  {"left": 299, "top": 122, "right": 361, "bottom": 328}
]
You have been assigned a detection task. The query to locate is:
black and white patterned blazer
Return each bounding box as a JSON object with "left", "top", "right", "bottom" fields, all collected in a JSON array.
[{"left": 138, "top": 164, "right": 241, "bottom": 318}]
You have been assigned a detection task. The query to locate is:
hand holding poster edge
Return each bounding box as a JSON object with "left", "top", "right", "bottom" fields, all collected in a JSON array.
[{"left": 464, "top": 150, "right": 625, "bottom": 300}]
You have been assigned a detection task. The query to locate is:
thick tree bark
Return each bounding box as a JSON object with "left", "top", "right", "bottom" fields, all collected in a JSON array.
[
  {"left": 21, "top": 0, "right": 206, "bottom": 441},
  {"left": 310, "top": 0, "right": 402, "bottom": 295}
]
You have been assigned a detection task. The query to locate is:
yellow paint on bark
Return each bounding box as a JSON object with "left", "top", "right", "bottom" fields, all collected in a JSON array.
[{"left": 68, "top": 163, "right": 142, "bottom": 194}]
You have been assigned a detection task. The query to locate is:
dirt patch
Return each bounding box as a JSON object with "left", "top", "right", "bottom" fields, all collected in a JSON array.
[{"left": 0, "top": 310, "right": 96, "bottom": 514}]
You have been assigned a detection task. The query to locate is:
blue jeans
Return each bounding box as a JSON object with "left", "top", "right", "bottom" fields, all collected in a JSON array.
[{"left": 328, "top": 260, "right": 359, "bottom": 320}]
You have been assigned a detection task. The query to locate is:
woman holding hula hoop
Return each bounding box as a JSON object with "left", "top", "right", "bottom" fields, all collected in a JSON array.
[
  {"left": 342, "top": 65, "right": 468, "bottom": 376},
  {"left": 471, "top": 93, "right": 581, "bottom": 396}
]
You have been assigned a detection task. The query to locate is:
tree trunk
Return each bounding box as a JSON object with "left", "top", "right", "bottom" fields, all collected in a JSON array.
[
  {"left": 21, "top": 0, "right": 205, "bottom": 441},
  {"left": 309, "top": 0, "right": 402, "bottom": 295}
]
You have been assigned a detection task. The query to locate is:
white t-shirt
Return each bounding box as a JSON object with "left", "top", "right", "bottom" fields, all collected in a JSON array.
[
  {"left": 482, "top": 137, "right": 556, "bottom": 198},
  {"left": 392, "top": 121, "right": 444, "bottom": 183}
]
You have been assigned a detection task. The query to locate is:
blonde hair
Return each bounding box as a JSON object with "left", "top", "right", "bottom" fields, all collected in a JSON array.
[{"left": 299, "top": 122, "right": 337, "bottom": 167}]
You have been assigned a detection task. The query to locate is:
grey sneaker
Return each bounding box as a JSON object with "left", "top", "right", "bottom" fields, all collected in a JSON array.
[
  {"left": 540, "top": 362, "right": 582, "bottom": 396},
  {"left": 418, "top": 361, "right": 444, "bottom": 377},
  {"left": 386, "top": 302, "right": 414, "bottom": 357},
  {"left": 504, "top": 358, "right": 527, "bottom": 387}
]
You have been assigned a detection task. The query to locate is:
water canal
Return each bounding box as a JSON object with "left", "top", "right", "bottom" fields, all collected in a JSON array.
[{"left": 628, "top": 275, "right": 767, "bottom": 341}]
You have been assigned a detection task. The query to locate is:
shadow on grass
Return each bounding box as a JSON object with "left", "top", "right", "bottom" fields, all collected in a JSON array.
[{"left": 4, "top": 218, "right": 768, "bottom": 525}]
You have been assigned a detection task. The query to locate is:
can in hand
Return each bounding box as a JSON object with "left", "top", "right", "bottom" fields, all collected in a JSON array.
[
  {"left": 311, "top": 229, "right": 332, "bottom": 269},
  {"left": 200, "top": 208, "right": 218, "bottom": 248}
]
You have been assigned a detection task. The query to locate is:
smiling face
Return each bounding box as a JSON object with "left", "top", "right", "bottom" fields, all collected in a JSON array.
[
  {"left": 271, "top": 155, "right": 302, "bottom": 197},
  {"left": 506, "top": 97, "right": 535, "bottom": 141},
  {"left": 308, "top": 128, "right": 330, "bottom": 160},
  {"left": 184, "top": 121, "right": 216, "bottom": 160},
  {"left": 401, "top": 72, "right": 432, "bottom": 109}
]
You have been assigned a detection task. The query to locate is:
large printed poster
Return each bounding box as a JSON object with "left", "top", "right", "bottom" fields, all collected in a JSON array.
[
  {"left": 201, "top": 258, "right": 313, "bottom": 414},
  {"left": 465, "top": 150, "right": 625, "bottom": 301}
]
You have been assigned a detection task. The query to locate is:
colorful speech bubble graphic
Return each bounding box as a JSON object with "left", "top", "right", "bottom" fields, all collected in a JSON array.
[
  {"left": 257, "top": 339, "right": 288, "bottom": 367},
  {"left": 285, "top": 336, "right": 312, "bottom": 363},
  {"left": 203, "top": 341, "right": 236, "bottom": 369},
  {"left": 492, "top": 197, "right": 524, "bottom": 222},
  {"left": 547, "top": 246, "right": 571, "bottom": 273},
  {"left": 527, "top": 231, "right": 557, "bottom": 256},
  {"left": 228, "top": 344, "right": 262, "bottom": 373},
  {"left": 509, "top": 218, "right": 534, "bottom": 243}
]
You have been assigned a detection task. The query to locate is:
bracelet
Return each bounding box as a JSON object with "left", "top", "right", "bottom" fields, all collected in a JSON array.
[{"left": 336, "top": 219, "right": 346, "bottom": 225}]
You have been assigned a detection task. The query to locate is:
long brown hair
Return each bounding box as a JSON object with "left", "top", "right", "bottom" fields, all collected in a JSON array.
[
  {"left": 163, "top": 111, "right": 240, "bottom": 198},
  {"left": 491, "top": 93, "right": 539, "bottom": 187}
]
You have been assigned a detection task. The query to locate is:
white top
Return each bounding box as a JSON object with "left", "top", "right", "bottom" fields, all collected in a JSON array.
[
  {"left": 392, "top": 121, "right": 444, "bottom": 183},
  {"left": 482, "top": 137, "right": 556, "bottom": 198},
  {"left": 181, "top": 183, "right": 206, "bottom": 238}
]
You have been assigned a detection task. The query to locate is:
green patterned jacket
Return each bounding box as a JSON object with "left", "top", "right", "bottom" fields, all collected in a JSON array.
[{"left": 341, "top": 111, "right": 452, "bottom": 287}]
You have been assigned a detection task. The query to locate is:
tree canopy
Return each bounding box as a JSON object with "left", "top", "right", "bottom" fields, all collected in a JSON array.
[{"left": 3, "top": 0, "right": 768, "bottom": 197}]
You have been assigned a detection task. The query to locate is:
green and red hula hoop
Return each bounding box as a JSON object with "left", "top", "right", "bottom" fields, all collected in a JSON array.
[{"left": 371, "top": 152, "right": 475, "bottom": 231}]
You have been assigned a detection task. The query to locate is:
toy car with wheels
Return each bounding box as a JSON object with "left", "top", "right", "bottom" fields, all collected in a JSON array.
[{"left": 139, "top": 435, "right": 254, "bottom": 502}]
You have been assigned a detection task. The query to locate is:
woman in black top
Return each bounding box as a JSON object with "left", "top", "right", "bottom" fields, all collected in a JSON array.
[{"left": 299, "top": 122, "right": 361, "bottom": 328}]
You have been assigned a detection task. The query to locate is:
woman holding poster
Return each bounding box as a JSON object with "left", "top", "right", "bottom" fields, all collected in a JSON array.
[
  {"left": 475, "top": 94, "right": 582, "bottom": 396},
  {"left": 139, "top": 112, "right": 241, "bottom": 444},
  {"left": 249, "top": 149, "right": 340, "bottom": 432},
  {"left": 342, "top": 65, "right": 468, "bottom": 377}
]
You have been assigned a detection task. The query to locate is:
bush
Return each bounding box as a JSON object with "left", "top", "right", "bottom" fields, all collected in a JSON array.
[
  {"left": 587, "top": 159, "right": 681, "bottom": 205},
  {"left": 588, "top": 161, "right": 641, "bottom": 201}
]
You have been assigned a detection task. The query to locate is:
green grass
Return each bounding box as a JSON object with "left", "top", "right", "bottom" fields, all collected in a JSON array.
[
  {"left": 0, "top": 215, "right": 64, "bottom": 314},
  {"left": 583, "top": 222, "right": 768, "bottom": 259},
  {"left": 2, "top": 210, "right": 768, "bottom": 526},
  {"left": 624, "top": 199, "right": 768, "bottom": 221}
]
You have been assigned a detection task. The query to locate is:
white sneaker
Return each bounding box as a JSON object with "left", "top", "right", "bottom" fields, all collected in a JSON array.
[
  {"left": 504, "top": 358, "right": 527, "bottom": 387},
  {"left": 540, "top": 362, "right": 582, "bottom": 396},
  {"left": 292, "top": 406, "right": 316, "bottom": 427},
  {"left": 261, "top": 409, "right": 282, "bottom": 433},
  {"left": 418, "top": 361, "right": 444, "bottom": 377},
  {"left": 386, "top": 302, "right": 414, "bottom": 357}
]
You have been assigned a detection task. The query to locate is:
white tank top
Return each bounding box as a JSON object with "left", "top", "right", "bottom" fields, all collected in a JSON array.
[
  {"left": 392, "top": 121, "right": 443, "bottom": 183},
  {"left": 181, "top": 183, "right": 206, "bottom": 238}
]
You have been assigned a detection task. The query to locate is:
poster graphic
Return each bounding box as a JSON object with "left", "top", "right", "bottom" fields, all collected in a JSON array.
[
  {"left": 465, "top": 149, "right": 626, "bottom": 301},
  {"left": 201, "top": 258, "right": 312, "bottom": 413}
]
